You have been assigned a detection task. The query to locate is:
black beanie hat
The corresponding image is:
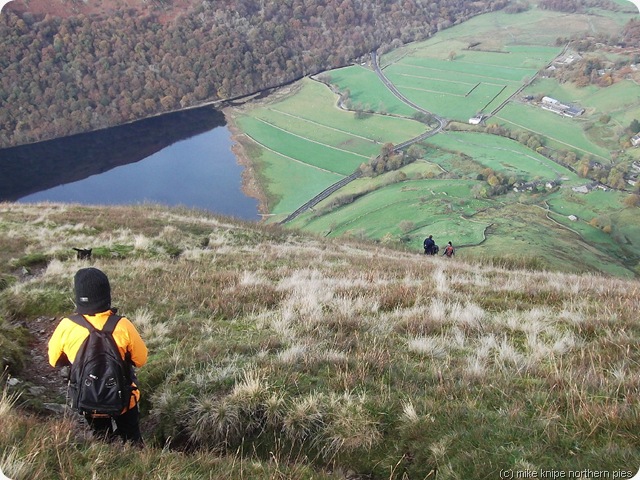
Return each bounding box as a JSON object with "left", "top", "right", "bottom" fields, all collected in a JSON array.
[{"left": 74, "top": 267, "right": 111, "bottom": 314}]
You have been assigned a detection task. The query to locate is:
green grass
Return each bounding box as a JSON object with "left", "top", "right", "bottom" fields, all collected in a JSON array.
[
  {"left": 323, "top": 67, "right": 417, "bottom": 116},
  {"left": 587, "top": 81, "right": 640, "bottom": 127},
  {"left": 378, "top": 47, "right": 551, "bottom": 121},
  {"left": 427, "top": 131, "right": 580, "bottom": 182},
  {"left": 292, "top": 178, "right": 491, "bottom": 241},
  {"left": 291, "top": 173, "right": 486, "bottom": 240},
  {"left": 249, "top": 145, "right": 344, "bottom": 216},
  {"left": 237, "top": 115, "right": 366, "bottom": 175},
  {"left": 495, "top": 104, "right": 613, "bottom": 160},
  {"left": 255, "top": 79, "right": 423, "bottom": 145},
  {"left": 234, "top": 77, "right": 427, "bottom": 216},
  {"left": 498, "top": 77, "right": 640, "bottom": 160},
  {"left": 396, "top": 6, "right": 629, "bottom": 47},
  {"left": 545, "top": 188, "right": 640, "bottom": 266}
]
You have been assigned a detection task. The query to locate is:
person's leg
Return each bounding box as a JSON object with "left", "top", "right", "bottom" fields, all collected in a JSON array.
[
  {"left": 84, "top": 414, "right": 116, "bottom": 441},
  {"left": 113, "top": 406, "right": 143, "bottom": 445}
]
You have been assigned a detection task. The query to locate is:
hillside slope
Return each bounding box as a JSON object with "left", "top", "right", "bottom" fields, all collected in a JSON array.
[{"left": 1, "top": 202, "right": 639, "bottom": 479}]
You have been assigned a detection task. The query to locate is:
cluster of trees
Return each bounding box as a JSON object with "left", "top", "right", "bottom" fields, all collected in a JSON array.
[
  {"left": 360, "top": 143, "right": 405, "bottom": 176},
  {"left": 483, "top": 123, "right": 545, "bottom": 152},
  {"left": 359, "top": 142, "right": 424, "bottom": 177},
  {"left": 622, "top": 19, "right": 640, "bottom": 48},
  {"left": 504, "top": 1, "right": 531, "bottom": 14},
  {"left": 551, "top": 14, "right": 640, "bottom": 88},
  {"left": 473, "top": 167, "right": 520, "bottom": 198},
  {"left": 575, "top": 159, "right": 630, "bottom": 190},
  {"left": 538, "top": 0, "right": 619, "bottom": 13},
  {"left": 481, "top": 122, "right": 636, "bottom": 191},
  {"left": 538, "top": 0, "right": 585, "bottom": 12},
  {"left": 548, "top": 53, "right": 636, "bottom": 88},
  {"left": 0, "top": 0, "right": 508, "bottom": 148}
]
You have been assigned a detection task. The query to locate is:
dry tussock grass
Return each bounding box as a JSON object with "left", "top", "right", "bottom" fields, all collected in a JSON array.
[{"left": 1, "top": 203, "right": 639, "bottom": 478}]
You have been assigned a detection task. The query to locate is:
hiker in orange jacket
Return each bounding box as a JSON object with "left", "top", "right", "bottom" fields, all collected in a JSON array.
[
  {"left": 442, "top": 241, "right": 455, "bottom": 258},
  {"left": 48, "top": 267, "right": 148, "bottom": 444}
]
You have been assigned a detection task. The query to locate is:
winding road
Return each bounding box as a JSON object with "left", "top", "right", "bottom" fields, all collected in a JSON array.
[
  {"left": 370, "top": 51, "right": 448, "bottom": 135},
  {"left": 280, "top": 52, "right": 448, "bottom": 224}
]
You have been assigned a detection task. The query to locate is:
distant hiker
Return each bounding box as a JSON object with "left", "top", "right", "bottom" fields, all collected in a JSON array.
[
  {"left": 443, "top": 241, "right": 455, "bottom": 258},
  {"left": 423, "top": 235, "right": 436, "bottom": 255},
  {"left": 48, "top": 267, "right": 148, "bottom": 445}
]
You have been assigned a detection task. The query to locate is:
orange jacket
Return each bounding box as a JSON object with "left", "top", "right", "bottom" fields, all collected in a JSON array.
[{"left": 48, "top": 310, "right": 148, "bottom": 410}]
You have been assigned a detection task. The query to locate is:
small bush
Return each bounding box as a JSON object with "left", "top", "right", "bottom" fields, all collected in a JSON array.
[
  {"left": 10, "top": 253, "right": 50, "bottom": 270},
  {"left": 187, "top": 396, "right": 243, "bottom": 449},
  {"left": 0, "top": 275, "right": 15, "bottom": 292},
  {"left": 0, "top": 318, "right": 30, "bottom": 375},
  {"left": 0, "top": 287, "right": 72, "bottom": 319}
]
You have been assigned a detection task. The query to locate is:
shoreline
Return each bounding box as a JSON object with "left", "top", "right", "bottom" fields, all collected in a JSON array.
[
  {"left": 222, "top": 83, "right": 305, "bottom": 220},
  {"left": 224, "top": 107, "right": 270, "bottom": 217}
]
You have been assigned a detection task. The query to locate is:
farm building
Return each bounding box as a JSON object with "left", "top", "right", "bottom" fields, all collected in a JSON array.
[
  {"left": 631, "top": 134, "right": 640, "bottom": 147},
  {"left": 541, "top": 96, "right": 584, "bottom": 118},
  {"left": 572, "top": 185, "right": 590, "bottom": 194},
  {"left": 512, "top": 180, "right": 555, "bottom": 193},
  {"left": 555, "top": 53, "right": 581, "bottom": 65}
]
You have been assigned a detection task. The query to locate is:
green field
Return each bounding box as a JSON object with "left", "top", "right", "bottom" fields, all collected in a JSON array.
[
  {"left": 324, "top": 67, "right": 417, "bottom": 116},
  {"left": 493, "top": 76, "right": 640, "bottom": 160},
  {"left": 383, "top": 47, "right": 552, "bottom": 121},
  {"left": 251, "top": 146, "right": 344, "bottom": 215},
  {"left": 494, "top": 104, "right": 613, "bottom": 161},
  {"left": 426, "top": 132, "right": 581, "bottom": 183},
  {"left": 235, "top": 78, "right": 426, "bottom": 214},
  {"left": 302, "top": 180, "right": 492, "bottom": 240},
  {"left": 383, "top": 6, "right": 631, "bottom": 51},
  {"left": 230, "top": 5, "right": 640, "bottom": 277}
]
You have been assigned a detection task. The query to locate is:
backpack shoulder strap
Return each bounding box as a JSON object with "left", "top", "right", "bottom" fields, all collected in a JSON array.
[
  {"left": 102, "top": 314, "right": 122, "bottom": 334},
  {"left": 68, "top": 313, "right": 122, "bottom": 333},
  {"left": 68, "top": 314, "right": 96, "bottom": 332},
  {"left": 102, "top": 315, "right": 131, "bottom": 366}
]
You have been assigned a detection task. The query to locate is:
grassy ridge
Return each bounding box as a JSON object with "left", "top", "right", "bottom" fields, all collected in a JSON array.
[{"left": 1, "top": 202, "right": 639, "bottom": 479}]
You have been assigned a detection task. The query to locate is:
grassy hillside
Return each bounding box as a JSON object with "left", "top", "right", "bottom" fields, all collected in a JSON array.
[
  {"left": 1, "top": 202, "right": 639, "bottom": 479},
  {"left": 229, "top": 5, "right": 640, "bottom": 278}
]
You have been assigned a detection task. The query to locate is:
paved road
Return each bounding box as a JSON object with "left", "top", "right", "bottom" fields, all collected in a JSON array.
[
  {"left": 278, "top": 170, "right": 362, "bottom": 224},
  {"left": 370, "top": 51, "right": 448, "bottom": 136}
]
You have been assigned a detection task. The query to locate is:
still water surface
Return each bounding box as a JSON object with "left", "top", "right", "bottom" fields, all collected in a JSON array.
[
  {"left": 0, "top": 106, "right": 259, "bottom": 220},
  {"left": 19, "top": 127, "right": 260, "bottom": 220}
]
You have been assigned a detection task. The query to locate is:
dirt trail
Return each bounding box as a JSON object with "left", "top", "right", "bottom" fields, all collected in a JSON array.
[{"left": 12, "top": 315, "right": 68, "bottom": 410}]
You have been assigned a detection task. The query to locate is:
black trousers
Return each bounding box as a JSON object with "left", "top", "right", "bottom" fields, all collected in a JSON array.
[{"left": 85, "top": 405, "right": 143, "bottom": 445}]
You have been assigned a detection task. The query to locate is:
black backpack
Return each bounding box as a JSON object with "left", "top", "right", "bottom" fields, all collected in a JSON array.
[{"left": 68, "top": 314, "right": 134, "bottom": 416}]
